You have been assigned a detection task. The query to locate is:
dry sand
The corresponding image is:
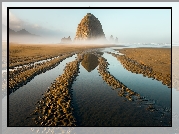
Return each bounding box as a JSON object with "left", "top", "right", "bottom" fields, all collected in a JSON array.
[{"left": 172, "top": 46, "right": 179, "bottom": 91}]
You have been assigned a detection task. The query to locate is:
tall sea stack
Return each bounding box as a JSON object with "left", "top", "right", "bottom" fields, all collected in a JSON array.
[{"left": 74, "top": 13, "right": 106, "bottom": 42}]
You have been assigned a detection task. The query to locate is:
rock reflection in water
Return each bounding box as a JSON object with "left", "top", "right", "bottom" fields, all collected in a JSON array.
[{"left": 81, "top": 54, "right": 99, "bottom": 72}]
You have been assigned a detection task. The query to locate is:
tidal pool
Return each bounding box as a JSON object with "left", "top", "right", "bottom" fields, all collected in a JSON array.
[{"left": 8, "top": 46, "right": 171, "bottom": 127}]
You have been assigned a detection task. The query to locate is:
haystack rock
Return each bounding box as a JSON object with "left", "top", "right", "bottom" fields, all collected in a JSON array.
[{"left": 74, "top": 13, "right": 106, "bottom": 42}]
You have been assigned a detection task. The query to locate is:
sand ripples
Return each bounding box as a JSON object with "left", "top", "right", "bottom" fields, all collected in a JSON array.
[
  {"left": 97, "top": 54, "right": 171, "bottom": 124},
  {"left": 30, "top": 53, "right": 85, "bottom": 126},
  {"left": 109, "top": 52, "right": 171, "bottom": 88},
  {"left": 9, "top": 53, "right": 75, "bottom": 94}
]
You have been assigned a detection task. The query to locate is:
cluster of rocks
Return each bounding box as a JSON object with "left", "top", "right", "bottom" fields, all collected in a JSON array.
[
  {"left": 30, "top": 54, "right": 84, "bottom": 126},
  {"left": 61, "top": 36, "right": 72, "bottom": 43},
  {"left": 74, "top": 13, "right": 106, "bottom": 41},
  {"left": 9, "top": 53, "right": 75, "bottom": 94},
  {"left": 109, "top": 52, "right": 171, "bottom": 87},
  {"left": 109, "top": 35, "right": 118, "bottom": 43}
]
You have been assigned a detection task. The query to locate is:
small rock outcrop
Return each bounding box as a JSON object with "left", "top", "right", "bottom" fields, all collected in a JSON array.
[
  {"left": 74, "top": 13, "right": 106, "bottom": 42},
  {"left": 109, "top": 35, "right": 114, "bottom": 43},
  {"left": 61, "top": 36, "right": 72, "bottom": 43},
  {"left": 109, "top": 35, "right": 118, "bottom": 43},
  {"left": 115, "top": 37, "right": 118, "bottom": 43}
]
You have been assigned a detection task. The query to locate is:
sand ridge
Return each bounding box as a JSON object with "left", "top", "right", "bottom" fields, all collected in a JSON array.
[{"left": 116, "top": 48, "right": 171, "bottom": 87}]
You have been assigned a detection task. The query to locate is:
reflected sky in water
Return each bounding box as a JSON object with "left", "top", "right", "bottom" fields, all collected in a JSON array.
[
  {"left": 103, "top": 52, "right": 171, "bottom": 108},
  {"left": 9, "top": 55, "right": 76, "bottom": 126},
  {"left": 71, "top": 48, "right": 171, "bottom": 126}
]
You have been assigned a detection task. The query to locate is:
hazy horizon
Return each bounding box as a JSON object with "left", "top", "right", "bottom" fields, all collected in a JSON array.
[{"left": 2, "top": 4, "right": 171, "bottom": 44}]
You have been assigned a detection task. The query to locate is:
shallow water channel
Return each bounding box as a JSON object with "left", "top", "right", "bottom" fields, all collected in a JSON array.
[
  {"left": 9, "top": 54, "right": 76, "bottom": 126},
  {"left": 8, "top": 47, "right": 171, "bottom": 127},
  {"left": 72, "top": 48, "right": 171, "bottom": 126}
]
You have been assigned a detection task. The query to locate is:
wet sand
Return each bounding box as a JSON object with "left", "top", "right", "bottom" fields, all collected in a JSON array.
[
  {"left": 172, "top": 46, "right": 179, "bottom": 91},
  {"left": 116, "top": 48, "right": 171, "bottom": 87},
  {"left": 71, "top": 51, "right": 171, "bottom": 126}
]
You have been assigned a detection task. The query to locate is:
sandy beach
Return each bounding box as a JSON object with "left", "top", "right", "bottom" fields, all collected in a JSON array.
[
  {"left": 117, "top": 48, "right": 171, "bottom": 87},
  {"left": 8, "top": 43, "right": 115, "bottom": 92},
  {"left": 172, "top": 46, "right": 179, "bottom": 91},
  {"left": 7, "top": 44, "right": 172, "bottom": 127},
  {"left": 8, "top": 45, "right": 172, "bottom": 91},
  {"left": 9, "top": 43, "right": 114, "bottom": 68}
]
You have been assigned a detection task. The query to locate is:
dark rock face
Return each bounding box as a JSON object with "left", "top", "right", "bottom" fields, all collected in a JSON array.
[
  {"left": 61, "top": 36, "right": 72, "bottom": 43},
  {"left": 74, "top": 13, "right": 106, "bottom": 41}
]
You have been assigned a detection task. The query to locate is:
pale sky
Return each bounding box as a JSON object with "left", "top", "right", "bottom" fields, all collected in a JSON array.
[{"left": 2, "top": 2, "right": 177, "bottom": 44}]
